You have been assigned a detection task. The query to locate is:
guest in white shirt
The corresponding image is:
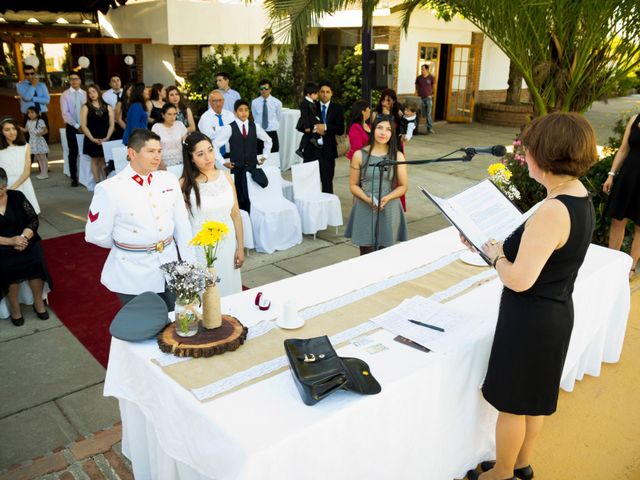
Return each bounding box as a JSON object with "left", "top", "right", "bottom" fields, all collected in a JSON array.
[
  {"left": 197, "top": 90, "right": 235, "bottom": 169},
  {"left": 214, "top": 99, "right": 272, "bottom": 212},
  {"left": 251, "top": 79, "right": 282, "bottom": 153},
  {"left": 216, "top": 72, "right": 241, "bottom": 112},
  {"left": 60, "top": 71, "right": 87, "bottom": 187},
  {"left": 102, "top": 74, "right": 123, "bottom": 109}
]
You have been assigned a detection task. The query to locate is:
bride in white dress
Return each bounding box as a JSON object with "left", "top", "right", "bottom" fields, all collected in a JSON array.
[{"left": 181, "top": 132, "right": 244, "bottom": 296}]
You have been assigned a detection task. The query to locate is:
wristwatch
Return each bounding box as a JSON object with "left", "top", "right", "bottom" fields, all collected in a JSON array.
[{"left": 607, "top": 171, "right": 616, "bottom": 177}]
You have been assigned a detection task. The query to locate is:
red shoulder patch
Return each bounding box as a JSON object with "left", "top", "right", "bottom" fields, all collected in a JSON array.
[{"left": 88, "top": 210, "right": 99, "bottom": 223}]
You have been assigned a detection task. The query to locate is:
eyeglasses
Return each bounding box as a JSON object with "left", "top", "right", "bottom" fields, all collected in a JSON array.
[
  {"left": 25, "top": 72, "right": 36, "bottom": 76},
  {"left": 259, "top": 86, "right": 270, "bottom": 91}
]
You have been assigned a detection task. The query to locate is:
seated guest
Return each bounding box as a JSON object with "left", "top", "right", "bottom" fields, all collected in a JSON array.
[
  {"left": 152, "top": 103, "right": 187, "bottom": 176},
  {"left": 464, "top": 112, "right": 597, "bottom": 480},
  {"left": 347, "top": 100, "right": 371, "bottom": 161},
  {"left": 0, "top": 167, "right": 52, "bottom": 326},
  {"left": 344, "top": 115, "right": 408, "bottom": 255},
  {"left": 165, "top": 86, "right": 195, "bottom": 133},
  {"left": 122, "top": 83, "right": 149, "bottom": 146},
  {"left": 214, "top": 99, "right": 272, "bottom": 212},
  {"left": 251, "top": 79, "right": 282, "bottom": 153}
]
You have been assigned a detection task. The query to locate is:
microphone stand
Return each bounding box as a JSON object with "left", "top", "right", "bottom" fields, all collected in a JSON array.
[{"left": 372, "top": 149, "right": 476, "bottom": 251}]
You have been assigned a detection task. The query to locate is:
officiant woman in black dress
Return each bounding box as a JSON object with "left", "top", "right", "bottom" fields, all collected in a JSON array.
[{"left": 466, "top": 112, "right": 596, "bottom": 480}]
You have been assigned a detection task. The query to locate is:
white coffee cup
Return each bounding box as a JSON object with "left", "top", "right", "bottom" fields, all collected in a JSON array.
[{"left": 277, "top": 300, "right": 304, "bottom": 329}]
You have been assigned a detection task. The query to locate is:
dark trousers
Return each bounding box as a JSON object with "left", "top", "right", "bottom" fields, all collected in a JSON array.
[
  {"left": 232, "top": 166, "right": 251, "bottom": 213},
  {"left": 318, "top": 150, "right": 336, "bottom": 194},
  {"left": 257, "top": 130, "right": 279, "bottom": 153},
  {"left": 65, "top": 124, "right": 80, "bottom": 181},
  {"left": 117, "top": 290, "right": 176, "bottom": 311}
]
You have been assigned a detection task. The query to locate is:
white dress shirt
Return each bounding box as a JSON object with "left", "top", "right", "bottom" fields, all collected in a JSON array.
[
  {"left": 317, "top": 100, "right": 331, "bottom": 146},
  {"left": 85, "top": 165, "right": 195, "bottom": 295},
  {"left": 214, "top": 119, "right": 272, "bottom": 166},
  {"left": 251, "top": 95, "right": 283, "bottom": 132},
  {"left": 102, "top": 88, "right": 123, "bottom": 109},
  {"left": 221, "top": 89, "right": 241, "bottom": 112}
]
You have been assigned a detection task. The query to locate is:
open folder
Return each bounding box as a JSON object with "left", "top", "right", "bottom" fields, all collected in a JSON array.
[{"left": 420, "top": 179, "right": 537, "bottom": 265}]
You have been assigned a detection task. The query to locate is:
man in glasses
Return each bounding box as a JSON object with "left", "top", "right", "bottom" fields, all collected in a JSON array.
[
  {"left": 197, "top": 89, "right": 235, "bottom": 170},
  {"left": 251, "top": 79, "right": 282, "bottom": 153},
  {"left": 17, "top": 64, "right": 51, "bottom": 141}
]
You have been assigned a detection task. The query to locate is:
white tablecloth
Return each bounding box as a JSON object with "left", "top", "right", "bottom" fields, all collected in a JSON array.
[
  {"left": 277, "top": 108, "right": 303, "bottom": 171},
  {"left": 104, "top": 228, "right": 632, "bottom": 480}
]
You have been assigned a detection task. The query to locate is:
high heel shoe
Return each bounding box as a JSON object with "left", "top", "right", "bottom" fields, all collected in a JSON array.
[
  {"left": 480, "top": 461, "right": 534, "bottom": 480},
  {"left": 467, "top": 468, "right": 516, "bottom": 480},
  {"left": 11, "top": 316, "right": 24, "bottom": 326},
  {"left": 33, "top": 305, "right": 50, "bottom": 320}
]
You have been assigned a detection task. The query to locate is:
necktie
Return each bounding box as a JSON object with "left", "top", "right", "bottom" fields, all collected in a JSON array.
[
  {"left": 242, "top": 123, "right": 247, "bottom": 138},
  {"left": 116, "top": 91, "right": 121, "bottom": 101},
  {"left": 74, "top": 90, "right": 82, "bottom": 124},
  {"left": 262, "top": 99, "right": 268, "bottom": 130},
  {"left": 216, "top": 114, "right": 226, "bottom": 156},
  {"left": 321, "top": 104, "right": 327, "bottom": 124}
]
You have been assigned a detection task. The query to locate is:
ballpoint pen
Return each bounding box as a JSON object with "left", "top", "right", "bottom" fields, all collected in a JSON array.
[{"left": 408, "top": 319, "right": 445, "bottom": 333}]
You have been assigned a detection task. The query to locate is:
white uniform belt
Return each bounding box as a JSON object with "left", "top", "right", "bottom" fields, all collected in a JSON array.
[{"left": 114, "top": 236, "right": 173, "bottom": 254}]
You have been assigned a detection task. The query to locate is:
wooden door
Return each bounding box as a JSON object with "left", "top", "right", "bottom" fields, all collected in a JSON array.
[{"left": 446, "top": 45, "right": 479, "bottom": 123}]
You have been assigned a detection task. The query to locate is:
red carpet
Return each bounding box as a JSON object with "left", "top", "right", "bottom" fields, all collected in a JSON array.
[{"left": 43, "top": 233, "right": 119, "bottom": 368}]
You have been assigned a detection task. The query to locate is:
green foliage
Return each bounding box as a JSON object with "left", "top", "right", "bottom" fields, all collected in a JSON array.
[
  {"left": 311, "top": 45, "right": 381, "bottom": 110},
  {"left": 503, "top": 110, "right": 639, "bottom": 246},
  {"left": 182, "top": 45, "right": 294, "bottom": 116}
]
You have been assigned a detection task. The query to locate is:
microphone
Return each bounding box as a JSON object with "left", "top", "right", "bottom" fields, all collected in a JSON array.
[{"left": 460, "top": 145, "right": 507, "bottom": 157}]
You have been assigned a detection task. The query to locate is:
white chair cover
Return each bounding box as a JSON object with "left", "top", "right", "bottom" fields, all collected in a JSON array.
[
  {"left": 60, "top": 128, "right": 70, "bottom": 176},
  {"left": 246, "top": 166, "right": 302, "bottom": 254},
  {"left": 101, "top": 139, "right": 124, "bottom": 164},
  {"left": 112, "top": 147, "right": 129, "bottom": 174},
  {"left": 281, "top": 178, "right": 294, "bottom": 202},
  {"left": 75, "top": 134, "right": 96, "bottom": 191},
  {"left": 239, "top": 209, "right": 254, "bottom": 250},
  {"left": 291, "top": 161, "right": 343, "bottom": 235},
  {"left": 263, "top": 152, "right": 280, "bottom": 169}
]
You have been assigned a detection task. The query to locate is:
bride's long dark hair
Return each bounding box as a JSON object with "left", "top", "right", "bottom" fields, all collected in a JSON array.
[{"left": 181, "top": 131, "right": 214, "bottom": 213}]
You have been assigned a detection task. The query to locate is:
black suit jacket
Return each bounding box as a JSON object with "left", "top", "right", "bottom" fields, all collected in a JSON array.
[
  {"left": 317, "top": 101, "right": 345, "bottom": 160},
  {"left": 297, "top": 99, "right": 321, "bottom": 133}
]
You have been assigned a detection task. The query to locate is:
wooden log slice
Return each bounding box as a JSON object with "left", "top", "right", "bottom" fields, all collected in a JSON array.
[{"left": 157, "top": 315, "right": 248, "bottom": 358}]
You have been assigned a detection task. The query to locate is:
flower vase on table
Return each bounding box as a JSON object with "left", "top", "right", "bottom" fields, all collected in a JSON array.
[
  {"left": 202, "top": 266, "right": 222, "bottom": 329},
  {"left": 190, "top": 220, "right": 229, "bottom": 330},
  {"left": 174, "top": 294, "right": 200, "bottom": 337}
]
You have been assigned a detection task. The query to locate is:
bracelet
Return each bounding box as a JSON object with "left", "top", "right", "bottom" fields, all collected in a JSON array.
[
  {"left": 492, "top": 254, "right": 506, "bottom": 268},
  {"left": 607, "top": 171, "right": 616, "bottom": 177}
]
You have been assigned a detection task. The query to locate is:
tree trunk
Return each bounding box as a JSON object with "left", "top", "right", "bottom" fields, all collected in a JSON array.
[
  {"left": 292, "top": 40, "right": 307, "bottom": 105},
  {"left": 505, "top": 59, "right": 523, "bottom": 105}
]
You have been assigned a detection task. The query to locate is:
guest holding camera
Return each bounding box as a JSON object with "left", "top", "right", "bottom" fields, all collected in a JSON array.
[
  {"left": 0, "top": 167, "right": 52, "bottom": 326},
  {"left": 465, "top": 112, "right": 596, "bottom": 480}
]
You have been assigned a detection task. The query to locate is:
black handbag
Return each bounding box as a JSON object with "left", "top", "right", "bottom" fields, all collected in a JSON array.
[{"left": 284, "top": 336, "right": 382, "bottom": 406}]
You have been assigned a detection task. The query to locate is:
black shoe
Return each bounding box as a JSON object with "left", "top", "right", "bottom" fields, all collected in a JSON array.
[
  {"left": 480, "top": 461, "right": 534, "bottom": 480},
  {"left": 33, "top": 306, "right": 50, "bottom": 320},
  {"left": 71, "top": 179, "right": 79, "bottom": 187},
  {"left": 11, "top": 316, "right": 24, "bottom": 326},
  {"left": 467, "top": 469, "right": 516, "bottom": 480},
  {"left": 295, "top": 148, "right": 304, "bottom": 158}
]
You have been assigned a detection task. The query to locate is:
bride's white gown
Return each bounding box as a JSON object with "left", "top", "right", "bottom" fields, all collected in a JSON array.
[{"left": 188, "top": 173, "right": 242, "bottom": 296}]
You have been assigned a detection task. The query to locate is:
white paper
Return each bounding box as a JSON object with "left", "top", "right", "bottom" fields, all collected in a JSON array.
[
  {"left": 370, "top": 296, "right": 490, "bottom": 353},
  {"left": 421, "top": 180, "right": 524, "bottom": 249}
]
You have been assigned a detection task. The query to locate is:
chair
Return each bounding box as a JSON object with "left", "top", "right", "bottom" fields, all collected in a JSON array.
[
  {"left": 101, "top": 139, "right": 124, "bottom": 164},
  {"left": 75, "top": 134, "right": 96, "bottom": 191},
  {"left": 240, "top": 209, "right": 255, "bottom": 250},
  {"left": 291, "top": 160, "right": 343, "bottom": 237},
  {"left": 246, "top": 166, "right": 302, "bottom": 254},
  {"left": 259, "top": 154, "right": 293, "bottom": 201},
  {"left": 112, "top": 146, "right": 129, "bottom": 174},
  {"left": 60, "top": 128, "right": 70, "bottom": 176}
]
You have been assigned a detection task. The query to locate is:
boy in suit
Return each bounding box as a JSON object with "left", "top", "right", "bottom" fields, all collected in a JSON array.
[{"left": 296, "top": 82, "right": 324, "bottom": 161}]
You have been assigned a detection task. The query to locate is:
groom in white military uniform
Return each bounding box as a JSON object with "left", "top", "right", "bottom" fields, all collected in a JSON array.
[{"left": 85, "top": 129, "right": 194, "bottom": 308}]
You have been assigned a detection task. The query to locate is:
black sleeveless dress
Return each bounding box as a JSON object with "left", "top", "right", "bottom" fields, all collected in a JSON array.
[
  {"left": 482, "top": 195, "right": 595, "bottom": 416},
  {"left": 83, "top": 105, "right": 109, "bottom": 158},
  {"left": 605, "top": 114, "right": 640, "bottom": 223}
]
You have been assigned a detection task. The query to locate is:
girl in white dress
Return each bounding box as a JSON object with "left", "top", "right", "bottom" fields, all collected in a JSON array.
[
  {"left": 181, "top": 132, "right": 244, "bottom": 296},
  {"left": 0, "top": 117, "right": 40, "bottom": 214}
]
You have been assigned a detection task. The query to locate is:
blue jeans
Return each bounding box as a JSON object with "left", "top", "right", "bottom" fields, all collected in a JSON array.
[{"left": 421, "top": 96, "right": 433, "bottom": 131}]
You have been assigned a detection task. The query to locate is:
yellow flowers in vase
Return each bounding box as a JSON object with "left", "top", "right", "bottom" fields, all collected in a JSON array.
[
  {"left": 189, "top": 220, "right": 229, "bottom": 267},
  {"left": 488, "top": 163, "right": 521, "bottom": 201}
]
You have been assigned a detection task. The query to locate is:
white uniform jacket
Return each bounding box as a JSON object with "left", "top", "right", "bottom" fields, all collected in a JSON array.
[{"left": 85, "top": 165, "right": 195, "bottom": 295}]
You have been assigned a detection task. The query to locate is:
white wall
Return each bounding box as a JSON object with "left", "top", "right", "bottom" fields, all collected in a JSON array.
[
  {"left": 479, "top": 38, "right": 510, "bottom": 91},
  {"left": 142, "top": 44, "right": 177, "bottom": 86},
  {"left": 103, "top": 0, "right": 170, "bottom": 44}
]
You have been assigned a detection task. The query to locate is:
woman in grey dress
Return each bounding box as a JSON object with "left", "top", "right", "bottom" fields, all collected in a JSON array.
[{"left": 344, "top": 114, "right": 408, "bottom": 255}]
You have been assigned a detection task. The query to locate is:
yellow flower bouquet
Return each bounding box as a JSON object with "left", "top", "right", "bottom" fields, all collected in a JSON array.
[
  {"left": 488, "top": 163, "right": 521, "bottom": 201},
  {"left": 189, "top": 220, "right": 229, "bottom": 267}
]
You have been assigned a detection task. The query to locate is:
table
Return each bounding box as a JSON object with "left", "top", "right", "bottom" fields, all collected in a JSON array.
[
  {"left": 277, "top": 108, "right": 303, "bottom": 171},
  {"left": 104, "top": 228, "right": 632, "bottom": 480}
]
